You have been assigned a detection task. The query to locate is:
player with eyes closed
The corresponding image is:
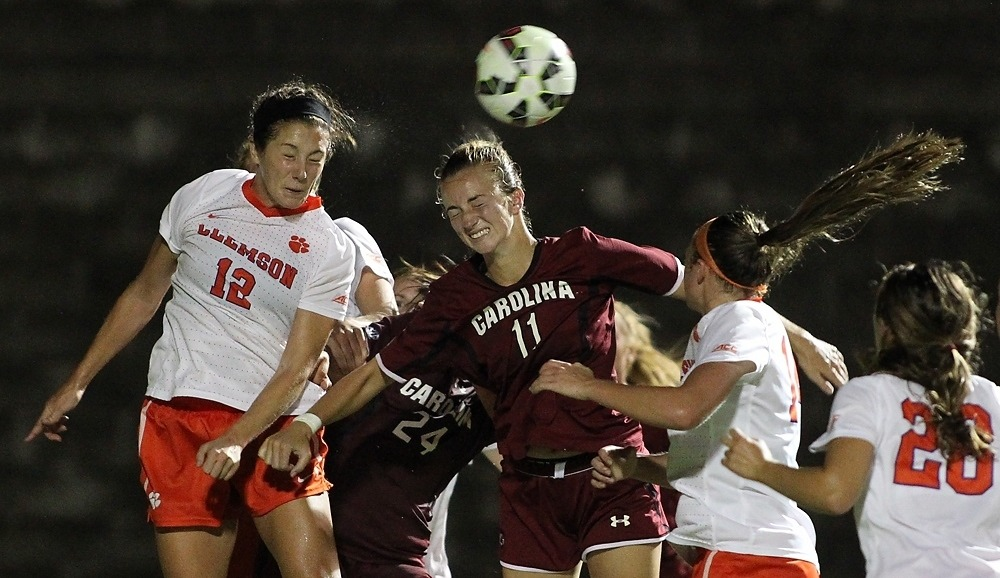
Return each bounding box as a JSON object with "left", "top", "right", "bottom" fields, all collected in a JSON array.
[
  {"left": 26, "top": 79, "right": 398, "bottom": 578},
  {"left": 258, "top": 136, "right": 849, "bottom": 578},
  {"left": 530, "top": 132, "right": 964, "bottom": 578}
]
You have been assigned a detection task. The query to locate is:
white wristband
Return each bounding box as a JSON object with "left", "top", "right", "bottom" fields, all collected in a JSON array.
[{"left": 293, "top": 412, "right": 323, "bottom": 435}]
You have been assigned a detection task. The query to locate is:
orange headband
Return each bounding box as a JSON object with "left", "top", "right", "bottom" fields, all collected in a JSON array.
[{"left": 693, "top": 217, "right": 768, "bottom": 298}]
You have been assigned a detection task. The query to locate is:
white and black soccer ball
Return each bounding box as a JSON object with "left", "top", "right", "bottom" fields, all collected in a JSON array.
[{"left": 475, "top": 25, "right": 577, "bottom": 127}]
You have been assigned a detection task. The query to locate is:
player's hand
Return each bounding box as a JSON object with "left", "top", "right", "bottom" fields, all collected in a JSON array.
[
  {"left": 591, "top": 445, "right": 637, "bottom": 489},
  {"left": 326, "top": 323, "right": 370, "bottom": 382},
  {"left": 196, "top": 437, "right": 243, "bottom": 481},
  {"left": 529, "top": 360, "right": 596, "bottom": 400},
  {"left": 794, "top": 335, "right": 848, "bottom": 395},
  {"left": 310, "top": 349, "right": 333, "bottom": 391},
  {"left": 25, "top": 384, "right": 85, "bottom": 442},
  {"left": 721, "top": 427, "right": 772, "bottom": 482},
  {"left": 258, "top": 421, "right": 315, "bottom": 477}
]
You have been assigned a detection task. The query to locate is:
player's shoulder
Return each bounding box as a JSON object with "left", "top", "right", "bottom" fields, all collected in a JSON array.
[
  {"left": 429, "top": 258, "right": 478, "bottom": 288},
  {"left": 546, "top": 226, "right": 665, "bottom": 258},
  {"left": 724, "top": 298, "right": 769, "bottom": 317},
  {"left": 702, "top": 299, "right": 770, "bottom": 330},
  {"left": 332, "top": 216, "right": 374, "bottom": 241},
  {"left": 834, "top": 373, "right": 902, "bottom": 404},
  {"left": 549, "top": 225, "right": 599, "bottom": 245},
  {"left": 969, "top": 374, "right": 1000, "bottom": 404},
  {"left": 847, "top": 372, "right": 905, "bottom": 389},
  {"left": 185, "top": 168, "right": 250, "bottom": 193},
  {"left": 416, "top": 260, "right": 490, "bottom": 316},
  {"left": 970, "top": 374, "right": 999, "bottom": 389},
  {"left": 332, "top": 217, "right": 387, "bottom": 259},
  {"left": 168, "top": 168, "right": 249, "bottom": 209},
  {"left": 535, "top": 227, "right": 615, "bottom": 263}
]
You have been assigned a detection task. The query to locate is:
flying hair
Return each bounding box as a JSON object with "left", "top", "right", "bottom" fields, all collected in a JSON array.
[
  {"left": 697, "top": 131, "right": 965, "bottom": 292},
  {"left": 759, "top": 131, "right": 965, "bottom": 249}
]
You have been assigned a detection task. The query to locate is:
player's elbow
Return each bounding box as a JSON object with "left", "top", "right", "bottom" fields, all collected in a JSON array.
[
  {"left": 122, "top": 281, "right": 168, "bottom": 317},
  {"left": 814, "top": 497, "right": 853, "bottom": 516},
  {"left": 810, "top": 480, "right": 857, "bottom": 516},
  {"left": 662, "top": 402, "right": 712, "bottom": 431}
]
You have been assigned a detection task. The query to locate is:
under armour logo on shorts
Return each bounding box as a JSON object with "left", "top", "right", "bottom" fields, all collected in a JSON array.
[{"left": 610, "top": 514, "right": 630, "bottom": 527}]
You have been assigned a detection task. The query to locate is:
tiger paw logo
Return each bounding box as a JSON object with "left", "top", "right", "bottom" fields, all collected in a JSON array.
[
  {"left": 289, "top": 236, "right": 310, "bottom": 254},
  {"left": 147, "top": 491, "right": 162, "bottom": 509}
]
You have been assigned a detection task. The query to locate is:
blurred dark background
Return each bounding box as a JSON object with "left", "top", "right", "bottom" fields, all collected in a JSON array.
[{"left": 2, "top": 1, "right": 999, "bottom": 576}]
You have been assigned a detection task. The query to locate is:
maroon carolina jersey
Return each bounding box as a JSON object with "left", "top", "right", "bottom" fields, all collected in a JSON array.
[
  {"left": 376, "top": 227, "right": 681, "bottom": 461},
  {"left": 325, "top": 313, "right": 495, "bottom": 567}
]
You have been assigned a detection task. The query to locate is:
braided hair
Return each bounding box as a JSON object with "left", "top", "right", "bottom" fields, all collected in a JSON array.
[{"left": 870, "top": 260, "right": 993, "bottom": 459}]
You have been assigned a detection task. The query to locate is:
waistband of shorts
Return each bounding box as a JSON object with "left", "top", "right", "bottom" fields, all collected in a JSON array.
[
  {"left": 511, "top": 453, "right": 597, "bottom": 479},
  {"left": 145, "top": 395, "right": 241, "bottom": 414}
]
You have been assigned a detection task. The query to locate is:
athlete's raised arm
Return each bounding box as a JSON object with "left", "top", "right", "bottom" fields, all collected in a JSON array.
[
  {"left": 258, "top": 358, "right": 391, "bottom": 476},
  {"left": 26, "top": 235, "right": 176, "bottom": 442}
]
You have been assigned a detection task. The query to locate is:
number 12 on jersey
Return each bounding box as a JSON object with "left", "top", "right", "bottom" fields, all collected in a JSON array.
[{"left": 210, "top": 258, "right": 255, "bottom": 310}]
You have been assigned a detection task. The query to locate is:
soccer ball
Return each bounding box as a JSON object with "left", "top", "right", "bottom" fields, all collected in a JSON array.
[{"left": 475, "top": 25, "right": 577, "bottom": 127}]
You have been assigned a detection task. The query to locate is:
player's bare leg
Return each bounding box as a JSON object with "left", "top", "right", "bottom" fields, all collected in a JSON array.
[
  {"left": 154, "top": 519, "right": 238, "bottom": 578},
  {"left": 254, "top": 493, "right": 340, "bottom": 578},
  {"left": 586, "top": 542, "right": 661, "bottom": 578}
]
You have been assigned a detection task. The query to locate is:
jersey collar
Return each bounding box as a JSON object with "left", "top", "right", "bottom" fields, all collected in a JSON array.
[{"left": 242, "top": 178, "right": 323, "bottom": 217}]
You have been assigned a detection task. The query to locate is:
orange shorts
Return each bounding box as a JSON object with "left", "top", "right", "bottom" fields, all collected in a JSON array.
[
  {"left": 138, "top": 396, "right": 331, "bottom": 528},
  {"left": 689, "top": 549, "right": 819, "bottom": 578}
]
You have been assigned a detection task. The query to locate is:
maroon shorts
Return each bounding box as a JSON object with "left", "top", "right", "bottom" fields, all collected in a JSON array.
[
  {"left": 339, "top": 557, "right": 431, "bottom": 578},
  {"left": 138, "top": 396, "right": 331, "bottom": 528},
  {"left": 499, "top": 453, "right": 668, "bottom": 572}
]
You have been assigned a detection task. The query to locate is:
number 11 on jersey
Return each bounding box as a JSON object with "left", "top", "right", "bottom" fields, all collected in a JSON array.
[{"left": 512, "top": 312, "right": 541, "bottom": 358}]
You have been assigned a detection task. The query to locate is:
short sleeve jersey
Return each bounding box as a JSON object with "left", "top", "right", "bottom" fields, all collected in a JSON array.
[
  {"left": 666, "top": 300, "right": 818, "bottom": 567},
  {"left": 326, "top": 312, "right": 495, "bottom": 566},
  {"left": 146, "top": 169, "right": 356, "bottom": 414},
  {"left": 809, "top": 373, "right": 1000, "bottom": 577},
  {"left": 376, "top": 227, "right": 682, "bottom": 461},
  {"left": 333, "top": 216, "right": 393, "bottom": 317}
]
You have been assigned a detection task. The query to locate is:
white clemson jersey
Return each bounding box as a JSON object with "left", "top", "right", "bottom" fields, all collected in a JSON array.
[
  {"left": 810, "top": 373, "right": 1000, "bottom": 577},
  {"left": 667, "top": 299, "right": 818, "bottom": 567},
  {"left": 146, "top": 169, "right": 356, "bottom": 414}
]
